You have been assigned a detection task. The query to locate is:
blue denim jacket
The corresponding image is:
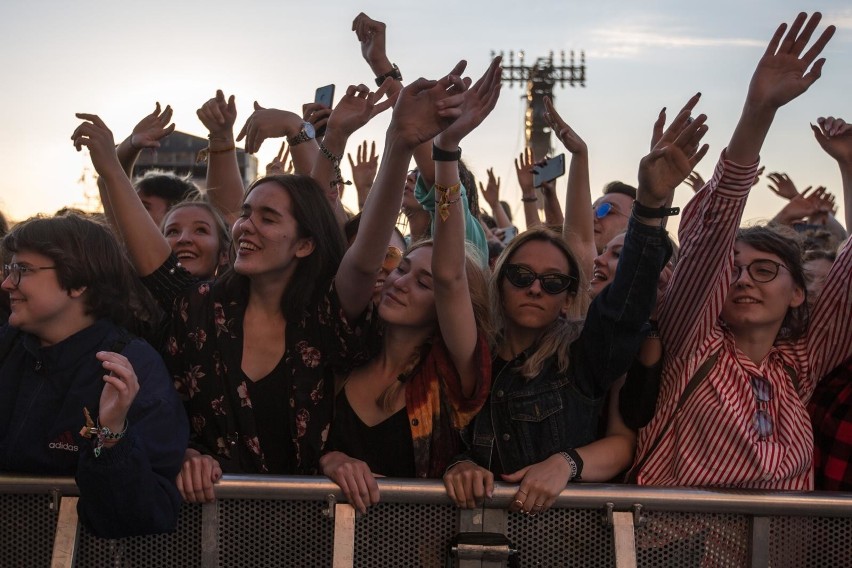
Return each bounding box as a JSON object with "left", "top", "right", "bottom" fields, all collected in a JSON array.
[{"left": 462, "top": 217, "right": 670, "bottom": 474}]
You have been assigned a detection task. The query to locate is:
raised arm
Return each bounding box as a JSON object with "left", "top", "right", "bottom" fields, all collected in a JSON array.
[
  {"left": 659, "top": 12, "right": 835, "bottom": 356},
  {"left": 347, "top": 140, "right": 379, "bottom": 210},
  {"left": 310, "top": 81, "right": 395, "bottom": 225},
  {"left": 516, "top": 148, "right": 541, "bottom": 228},
  {"left": 543, "top": 96, "right": 595, "bottom": 277},
  {"left": 98, "top": 103, "right": 176, "bottom": 229},
  {"left": 237, "top": 101, "right": 319, "bottom": 175},
  {"left": 479, "top": 168, "right": 512, "bottom": 229},
  {"left": 196, "top": 90, "right": 244, "bottom": 226},
  {"left": 431, "top": 56, "right": 502, "bottom": 396},
  {"left": 812, "top": 116, "right": 852, "bottom": 230},
  {"left": 72, "top": 114, "right": 171, "bottom": 276},
  {"left": 334, "top": 63, "right": 468, "bottom": 322}
]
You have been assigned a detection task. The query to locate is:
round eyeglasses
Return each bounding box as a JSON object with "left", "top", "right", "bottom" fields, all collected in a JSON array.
[
  {"left": 731, "top": 259, "right": 790, "bottom": 284},
  {"left": 503, "top": 264, "right": 577, "bottom": 295},
  {"left": 2, "top": 263, "right": 58, "bottom": 287}
]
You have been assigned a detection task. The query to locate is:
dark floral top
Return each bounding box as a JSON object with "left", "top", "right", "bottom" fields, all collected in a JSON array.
[{"left": 142, "top": 256, "right": 371, "bottom": 474}]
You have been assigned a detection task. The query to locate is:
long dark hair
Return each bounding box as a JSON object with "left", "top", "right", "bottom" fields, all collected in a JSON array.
[{"left": 219, "top": 175, "right": 346, "bottom": 321}]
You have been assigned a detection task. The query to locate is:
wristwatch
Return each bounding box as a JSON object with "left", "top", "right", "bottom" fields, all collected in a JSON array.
[
  {"left": 287, "top": 122, "right": 316, "bottom": 146},
  {"left": 375, "top": 63, "right": 403, "bottom": 87}
]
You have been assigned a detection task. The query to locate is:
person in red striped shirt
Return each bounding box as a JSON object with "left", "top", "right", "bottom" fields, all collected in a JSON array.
[{"left": 631, "top": 12, "right": 848, "bottom": 490}]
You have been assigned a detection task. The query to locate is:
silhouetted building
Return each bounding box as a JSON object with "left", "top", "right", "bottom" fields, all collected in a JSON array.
[{"left": 132, "top": 131, "right": 257, "bottom": 187}]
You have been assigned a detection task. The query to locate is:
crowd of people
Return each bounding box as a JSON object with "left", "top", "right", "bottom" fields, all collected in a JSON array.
[{"left": 0, "top": 11, "right": 850, "bottom": 539}]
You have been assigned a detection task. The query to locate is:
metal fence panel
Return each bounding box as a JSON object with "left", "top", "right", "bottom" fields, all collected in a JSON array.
[{"left": 0, "top": 493, "right": 58, "bottom": 568}]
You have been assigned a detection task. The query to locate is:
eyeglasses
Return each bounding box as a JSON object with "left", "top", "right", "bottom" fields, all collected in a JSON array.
[
  {"left": 503, "top": 264, "right": 577, "bottom": 295},
  {"left": 731, "top": 259, "right": 790, "bottom": 284},
  {"left": 750, "top": 375, "right": 774, "bottom": 439},
  {"left": 593, "top": 202, "right": 627, "bottom": 220},
  {"left": 2, "top": 263, "right": 58, "bottom": 287}
]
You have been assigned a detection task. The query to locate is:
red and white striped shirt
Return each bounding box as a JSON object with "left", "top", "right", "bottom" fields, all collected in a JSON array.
[{"left": 634, "top": 154, "right": 852, "bottom": 490}]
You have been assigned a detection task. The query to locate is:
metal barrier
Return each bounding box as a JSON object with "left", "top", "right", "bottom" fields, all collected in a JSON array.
[{"left": 2, "top": 474, "right": 851, "bottom": 567}]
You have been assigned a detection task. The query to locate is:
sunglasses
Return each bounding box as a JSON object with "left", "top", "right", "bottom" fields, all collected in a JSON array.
[
  {"left": 750, "top": 375, "right": 774, "bottom": 439},
  {"left": 503, "top": 264, "right": 577, "bottom": 295},
  {"left": 593, "top": 202, "right": 627, "bottom": 220}
]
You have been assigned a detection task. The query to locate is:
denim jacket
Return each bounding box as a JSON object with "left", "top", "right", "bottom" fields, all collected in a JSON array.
[{"left": 462, "top": 217, "right": 670, "bottom": 474}]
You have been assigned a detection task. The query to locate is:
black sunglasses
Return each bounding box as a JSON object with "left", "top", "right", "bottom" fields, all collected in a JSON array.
[{"left": 503, "top": 264, "right": 577, "bottom": 295}]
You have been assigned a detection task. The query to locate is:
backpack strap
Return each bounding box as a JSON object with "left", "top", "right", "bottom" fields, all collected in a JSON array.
[
  {"left": 626, "top": 350, "right": 720, "bottom": 483},
  {"left": 106, "top": 328, "right": 133, "bottom": 355}
]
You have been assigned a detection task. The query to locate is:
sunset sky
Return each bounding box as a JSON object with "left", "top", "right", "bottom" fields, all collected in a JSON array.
[{"left": 1, "top": 0, "right": 850, "bottom": 235}]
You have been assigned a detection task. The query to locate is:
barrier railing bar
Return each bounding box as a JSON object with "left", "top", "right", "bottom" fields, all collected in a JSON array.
[
  {"left": 749, "top": 516, "right": 770, "bottom": 568},
  {"left": 50, "top": 496, "right": 79, "bottom": 568},
  {"left": 4, "top": 474, "right": 852, "bottom": 518},
  {"left": 609, "top": 506, "right": 638, "bottom": 568}
]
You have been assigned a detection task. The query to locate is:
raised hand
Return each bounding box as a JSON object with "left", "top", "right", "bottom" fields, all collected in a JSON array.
[
  {"left": 266, "top": 141, "right": 294, "bottom": 176},
  {"left": 387, "top": 60, "right": 470, "bottom": 151},
  {"left": 766, "top": 172, "right": 799, "bottom": 199},
  {"left": 327, "top": 82, "right": 396, "bottom": 139},
  {"left": 237, "top": 102, "right": 303, "bottom": 154},
  {"left": 637, "top": 95, "right": 710, "bottom": 207},
  {"left": 196, "top": 90, "right": 238, "bottom": 142},
  {"left": 685, "top": 170, "right": 706, "bottom": 193},
  {"left": 812, "top": 116, "right": 852, "bottom": 165},
  {"left": 514, "top": 148, "right": 536, "bottom": 194},
  {"left": 352, "top": 12, "right": 390, "bottom": 70},
  {"left": 747, "top": 13, "right": 835, "bottom": 112},
  {"left": 435, "top": 56, "right": 503, "bottom": 149},
  {"left": 544, "top": 96, "right": 587, "bottom": 155},
  {"left": 130, "top": 102, "right": 176, "bottom": 150},
  {"left": 302, "top": 102, "right": 332, "bottom": 137},
  {"left": 479, "top": 168, "right": 501, "bottom": 207},
  {"left": 71, "top": 113, "right": 121, "bottom": 174},
  {"left": 95, "top": 351, "right": 140, "bottom": 434},
  {"left": 347, "top": 140, "right": 379, "bottom": 207}
]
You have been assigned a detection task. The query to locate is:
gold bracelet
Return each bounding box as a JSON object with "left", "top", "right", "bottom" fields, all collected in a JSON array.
[{"left": 435, "top": 182, "right": 461, "bottom": 222}]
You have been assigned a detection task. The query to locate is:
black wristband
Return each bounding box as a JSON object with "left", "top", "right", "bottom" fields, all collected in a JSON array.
[
  {"left": 375, "top": 63, "right": 403, "bottom": 87},
  {"left": 633, "top": 201, "right": 680, "bottom": 218},
  {"left": 562, "top": 448, "right": 584, "bottom": 480},
  {"left": 432, "top": 143, "right": 462, "bottom": 162}
]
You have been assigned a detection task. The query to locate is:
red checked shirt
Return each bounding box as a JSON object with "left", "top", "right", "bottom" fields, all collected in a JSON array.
[
  {"left": 809, "top": 357, "right": 852, "bottom": 491},
  {"left": 633, "top": 153, "right": 852, "bottom": 490}
]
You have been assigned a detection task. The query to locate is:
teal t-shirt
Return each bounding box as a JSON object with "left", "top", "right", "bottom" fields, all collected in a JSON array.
[{"left": 414, "top": 175, "right": 488, "bottom": 267}]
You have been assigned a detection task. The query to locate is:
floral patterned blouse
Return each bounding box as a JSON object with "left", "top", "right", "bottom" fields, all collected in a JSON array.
[{"left": 142, "top": 256, "right": 371, "bottom": 474}]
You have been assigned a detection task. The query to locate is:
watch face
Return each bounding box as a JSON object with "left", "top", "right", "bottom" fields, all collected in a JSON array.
[{"left": 303, "top": 122, "right": 316, "bottom": 139}]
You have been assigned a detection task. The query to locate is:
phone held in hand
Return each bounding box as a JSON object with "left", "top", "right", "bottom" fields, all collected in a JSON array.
[
  {"left": 533, "top": 154, "right": 566, "bottom": 187},
  {"left": 314, "top": 85, "right": 335, "bottom": 137}
]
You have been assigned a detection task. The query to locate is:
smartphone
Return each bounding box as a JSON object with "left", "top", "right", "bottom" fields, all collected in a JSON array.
[
  {"left": 314, "top": 84, "right": 335, "bottom": 137},
  {"left": 533, "top": 154, "right": 566, "bottom": 187},
  {"left": 315, "top": 84, "right": 335, "bottom": 108}
]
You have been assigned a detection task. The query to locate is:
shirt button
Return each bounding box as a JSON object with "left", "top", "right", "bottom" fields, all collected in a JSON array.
[
  {"left": 411, "top": 419, "right": 419, "bottom": 426},
  {"left": 496, "top": 390, "right": 504, "bottom": 398},
  {"left": 502, "top": 433, "right": 511, "bottom": 441}
]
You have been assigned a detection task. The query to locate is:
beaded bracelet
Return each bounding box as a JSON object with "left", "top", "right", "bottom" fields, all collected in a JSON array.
[{"left": 80, "top": 408, "right": 128, "bottom": 457}]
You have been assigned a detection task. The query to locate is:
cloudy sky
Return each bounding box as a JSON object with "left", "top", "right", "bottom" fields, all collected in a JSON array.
[{"left": 1, "top": 0, "right": 850, "bottom": 235}]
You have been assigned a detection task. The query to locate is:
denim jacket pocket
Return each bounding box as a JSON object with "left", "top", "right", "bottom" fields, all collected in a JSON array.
[{"left": 508, "top": 390, "right": 563, "bottom": 422}]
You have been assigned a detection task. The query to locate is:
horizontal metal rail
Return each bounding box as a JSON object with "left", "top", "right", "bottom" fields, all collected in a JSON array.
[{"left": 2, "top": 473, "right": 851, "bottom": 517}]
